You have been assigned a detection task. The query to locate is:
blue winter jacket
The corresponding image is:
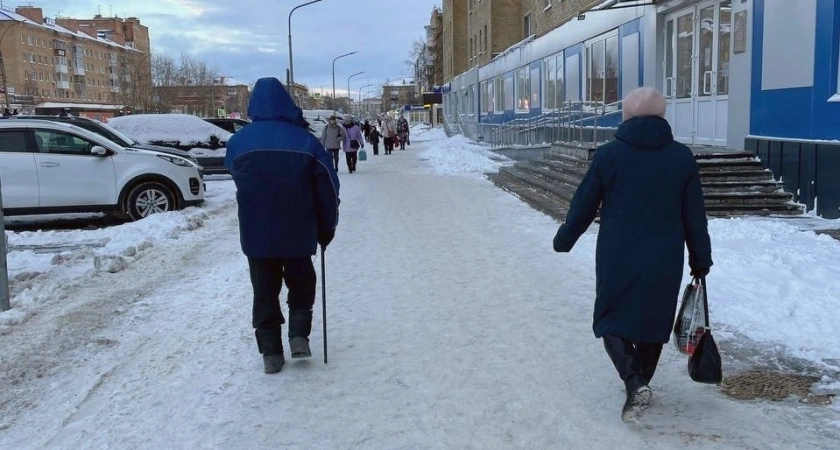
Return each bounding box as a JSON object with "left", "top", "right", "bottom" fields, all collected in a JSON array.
[
  {"left": 553, "top": 116, "right": 712, "bottom": 343},
  {"left": 225, "top": 77, "right": 340, "bottom": 258}
]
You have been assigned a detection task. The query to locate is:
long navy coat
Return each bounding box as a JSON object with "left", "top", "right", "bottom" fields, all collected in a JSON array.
[
  {"left": 225, "top": 78, "right": 340, "bottom": 258},
  {"left": 553, "top": 116, "right": 712, "bottom": 343}
]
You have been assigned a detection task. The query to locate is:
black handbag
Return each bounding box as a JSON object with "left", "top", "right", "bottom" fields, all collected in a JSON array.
[
  {"left": 350, "top": 139, "right": 360, "bottom": 149},
  {"left": 687, "top": 277, "right": 723, "bottom": 385}
]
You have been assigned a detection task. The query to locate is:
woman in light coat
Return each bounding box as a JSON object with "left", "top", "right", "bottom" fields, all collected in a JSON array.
[{"left": 342, "top": 117, "right": 365, "bottom": 173}]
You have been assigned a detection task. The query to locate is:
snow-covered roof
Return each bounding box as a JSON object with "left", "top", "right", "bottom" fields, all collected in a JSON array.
[
  {"left": 107, "top": 113, "right": 233, "bottom": 144},
  {"left": 36, "top": 102, "right": 125, "bottom": 110},
  {"left": 0, "top": 8, "right": 139, "bottom": 52}
]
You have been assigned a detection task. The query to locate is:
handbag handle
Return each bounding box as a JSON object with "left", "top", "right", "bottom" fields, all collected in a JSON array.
[{"left": 696, "top": 276, "right": 711, "bottom": 330}]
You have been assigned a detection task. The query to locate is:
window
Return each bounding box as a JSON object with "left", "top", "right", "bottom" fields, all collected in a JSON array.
[
  {"left": 484, "top": 25, "right": 488, "bottom": 53},
  {"left": 530, "top": 65, "right": 541, "bottom": 110},
  {"left": 0, "top": 130, "right": 29, "bottom": 153},
  {"left": 566, "top": 53, "right": 580, "bottom": 102},
  {"left": 480, "top": 79, "right": 493, "bottom": 114},
  {"left": 523, "top": 14, "right": 531, "bottom": 39},
  {"left": 504, "top": 75, "right": 514, "bottom": 110},
  {"left": 544, "top": 0, "right": 552, "bottom": 9},
  {"left": 494, "top": 75, "right": 504, "bottom": 111},
  {"left": 33, "top": 130, "right": 94, "bottom": 155},
  {"left": 543, "top": 56, "right": 557, "bottom": 110},
  {"left": 718, "top": 1, "right": 731, "bottom": 96},
  {"left": 584, "top": 32, "right": 619, "bottom": 104},
  {"left": 516, "top": 67, "right": 530, "bottom": 111}
]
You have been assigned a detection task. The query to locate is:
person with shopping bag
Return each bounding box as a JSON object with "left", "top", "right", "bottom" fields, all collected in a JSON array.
[
  {"left": 342, "top": 116, "right": 365, "bottom": 173},
  {"left": 552, "top": 87, "right": 712, "bottom": 422}
]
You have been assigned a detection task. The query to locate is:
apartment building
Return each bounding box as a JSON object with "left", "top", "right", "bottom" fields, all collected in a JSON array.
[
  {"left": 381, "top": 82, "right": 417, "bottom": 112},
  {"left": 0, "top": 6, "right": 152, "bottom": 120},
  {"left": 442, "top": 0, "right": 468, "bottom": 83},
  {"left": 440, "top": 0, "right": 605, "bottom": 83},
  {"left": 522, "top": 0, "right": 607, "bottom": 38}
]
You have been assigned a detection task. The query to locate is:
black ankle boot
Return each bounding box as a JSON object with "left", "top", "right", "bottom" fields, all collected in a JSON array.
[{"left": 255, "top": 326, "right": 285, "bottom": 373}]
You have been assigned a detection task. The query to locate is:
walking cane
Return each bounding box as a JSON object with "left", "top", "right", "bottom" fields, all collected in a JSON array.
[{"left": 321, "top": 246, "right": 328, "bottom": 364}]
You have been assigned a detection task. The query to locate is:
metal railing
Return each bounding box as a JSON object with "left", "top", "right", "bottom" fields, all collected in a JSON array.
[{"left": 447, "top": 100, "right": 624, "bottom": 148}]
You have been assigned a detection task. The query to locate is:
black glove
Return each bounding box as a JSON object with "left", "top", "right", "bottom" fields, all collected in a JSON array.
[
  {"left": 318, "top": 229, "right": 335, "bottom": 248},
  {"left": 690, "top": 267, "right": 709, "bottom": 278}
]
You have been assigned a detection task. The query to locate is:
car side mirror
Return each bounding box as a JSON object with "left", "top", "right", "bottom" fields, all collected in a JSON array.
[{"left": 91, "top": 145, "right": 110, "bottom": 156}]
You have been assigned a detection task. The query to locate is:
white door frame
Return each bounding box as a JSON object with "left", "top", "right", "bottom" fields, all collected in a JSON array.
[{"left": 664, "top": 0, "right": 730, "bottom": 146}]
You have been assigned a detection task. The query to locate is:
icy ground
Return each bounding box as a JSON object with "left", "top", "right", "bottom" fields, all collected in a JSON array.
[{"left": 0, "top": 126, "right": 838, "bottom": 449}]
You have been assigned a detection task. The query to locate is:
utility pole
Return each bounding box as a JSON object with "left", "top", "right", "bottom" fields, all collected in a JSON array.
[{"left": 0, "top": 176, "right": 9, "bottom": 311}]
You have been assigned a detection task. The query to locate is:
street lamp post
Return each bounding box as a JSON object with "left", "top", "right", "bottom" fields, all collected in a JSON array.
[
  {"left": 288, "top": 0, "right": 323, "bottom": 104},
  {"left": 346, "top": 71, "right": 364, "bottom": 116},
  {"left": 357, "top": 83, "right": 372, "bottom": 117},
  {"left": 331, "top": 51, "right": 357, "bottom": 115}
]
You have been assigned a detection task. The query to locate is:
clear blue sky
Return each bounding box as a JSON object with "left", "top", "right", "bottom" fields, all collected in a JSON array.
[{"left": 16, "top": 0, "right": 441, "bottom": 97}]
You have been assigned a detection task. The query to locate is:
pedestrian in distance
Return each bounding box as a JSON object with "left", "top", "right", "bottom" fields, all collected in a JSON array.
[
  {"left": 552, "top": 87, "right": 712, "bottom": 423},
  {"left": 369, "top": 125, "right": 382, "bottom": 155},
  {"left": 225, "top": 77, "right": 340, "bottom": 374},
  {"left": 342, "top": 116, "right": 365, "bottom": 173},
  {"left": 320, "top": 115, "right": 348, "bottom": 172},
  {"left": 362, "top": 119, "right": 371, "bottom": 143},
  {"left": 396, "top": 116, "right": 410, "bottom": 149},
  {"left": 381, "top": 114, "right": 397, "bottom": 155}
]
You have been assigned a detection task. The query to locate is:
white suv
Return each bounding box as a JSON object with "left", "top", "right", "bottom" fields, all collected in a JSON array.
[{"left": 0, "top": 119, "right": 204, "bottom": 221}]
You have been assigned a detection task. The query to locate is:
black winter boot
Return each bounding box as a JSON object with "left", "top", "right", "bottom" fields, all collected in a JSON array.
[
  {"left": 288, "top": 309, "right": 313, "bottom": 358},
  {"left": 603, "top": 335, "right": 651, "bottom": 422},
  {"left": 255, "top": 326, "right": 285, "bottom": 374}
]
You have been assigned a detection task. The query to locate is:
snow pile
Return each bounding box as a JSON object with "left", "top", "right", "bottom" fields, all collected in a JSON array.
[
  {"left": 416, "top": 127, "right": 511, "bottom": 176},
  {"left": 0, "top": 183, "right": 237, "bottom": 332},
  {"left": 702, "top": 217, "right": 840, "bottom": 367},
  {"left": 107, "top": 114, "right": 233, "bottom": 146}
]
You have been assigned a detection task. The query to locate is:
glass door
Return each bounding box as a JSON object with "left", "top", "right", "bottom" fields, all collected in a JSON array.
[
  {"left": 664, "top": 9, "right": 696, "bottom": 143},
  {"left": 664, "top": 1, "right": 731, "bottom": 146}
]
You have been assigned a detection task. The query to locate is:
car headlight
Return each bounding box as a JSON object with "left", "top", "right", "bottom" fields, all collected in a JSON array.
[{"left": 157, "top": 154, "right": 198, "bottom": 168}]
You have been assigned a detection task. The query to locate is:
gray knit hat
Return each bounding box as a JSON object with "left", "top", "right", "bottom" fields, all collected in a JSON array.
[{"left": 622, "top": 87, "right": 667, "bottom": 122}]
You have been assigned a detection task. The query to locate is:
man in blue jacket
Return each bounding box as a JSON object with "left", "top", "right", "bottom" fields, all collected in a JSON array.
[
  {"left": 225, "top": 77, "right": 340, "bottom": 374},
  {"left": 553, "top": 87, "right": 712, "bottom": 422}
]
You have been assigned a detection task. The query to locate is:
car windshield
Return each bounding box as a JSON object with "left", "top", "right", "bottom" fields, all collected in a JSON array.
[{"left": 89, "top": 119, "right": 143, "bottom": 146}]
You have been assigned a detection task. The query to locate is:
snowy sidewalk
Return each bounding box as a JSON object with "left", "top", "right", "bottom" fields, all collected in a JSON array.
[{"left": 0, "top": 127, "right": 838, "bottom": 448}]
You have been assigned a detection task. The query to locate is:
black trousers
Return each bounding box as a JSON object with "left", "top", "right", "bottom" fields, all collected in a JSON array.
[
  {"left": 327, "top": 148, "right": 340, "bottom": 171},
  {"left": 603, "top": 334, "right": 663, "bottom": 392},
  {"left": 248, "top": 257, "right": 316, "bottom": 331},
  {"left": 345, "top": 151, "right": 358, "bottom": 172},
  {"left": 383, "top": 137, "right": 394, "bottom": 154},
  {"left": 372, "top": 143, "right": 379, "bottom": 155}
]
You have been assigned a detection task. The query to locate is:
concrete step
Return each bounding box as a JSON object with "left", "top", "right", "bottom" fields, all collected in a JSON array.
[
  {"left": 487, "top": 172, "right": 568, "bottom": 221},
  {"left": 699, "top": 170, "right": 775, "bottom": 183},
  {"left": 701, "top": 181, "right": 782, "bottom": 194},
  {"left": 514, "top": 163, "right": 586, "bottom": 190},
  {"left": 697, "top": 159, "right": 764, "bottom": 171},
  {"left": 498, "top": 166, "right": 577, "bottom": 205}
]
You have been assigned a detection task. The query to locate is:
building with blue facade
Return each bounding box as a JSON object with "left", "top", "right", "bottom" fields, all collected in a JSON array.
[{"left": 443, "top": 0, "right": 840, "bottom": 217}]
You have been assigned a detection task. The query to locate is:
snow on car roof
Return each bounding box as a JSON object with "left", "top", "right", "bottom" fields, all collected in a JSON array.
[{"left": 107, "top": 113, "right": 233, "bottom": 145}]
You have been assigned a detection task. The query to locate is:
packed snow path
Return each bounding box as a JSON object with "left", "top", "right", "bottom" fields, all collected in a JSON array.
[{"left": 0, "top": 130, "right": 837, "bottom": 449}]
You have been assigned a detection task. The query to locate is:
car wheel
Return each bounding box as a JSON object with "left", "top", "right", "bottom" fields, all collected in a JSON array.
[{"left": 125, "top": 181, "right": 176, "bottom": 221}]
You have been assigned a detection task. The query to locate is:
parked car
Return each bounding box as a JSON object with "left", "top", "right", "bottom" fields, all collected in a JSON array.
[
  {"left": 203, "top": 117, "right": 250, "bottom": 134},
  {"left": 0, "top": 119, "right": 204, "bottom": 221},
  {"left": 108, "top": 114, "right": 231, "bottom": 175},
  {"left": 1, "top": 115, "right": 200, "bottom": 165}
]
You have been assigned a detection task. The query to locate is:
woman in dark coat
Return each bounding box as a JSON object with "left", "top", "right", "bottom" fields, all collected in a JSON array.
[{"left": 553, "top": 87, "right": 712, "bottom": 423}]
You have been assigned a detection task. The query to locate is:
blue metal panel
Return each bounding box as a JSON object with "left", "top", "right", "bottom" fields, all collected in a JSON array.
[
  {"left": 756, "top": 139, "right": 769, "bottom": 167},
  {"left": 816, "top": 144, "right": 840, "bottom": 218},
  {"left": 799, "top": 143, "right": 817, "bottom": 211},
  {"left": 751, "top": 0, "right": 840, "bottom": 140},
  {"left": 768, "top": 141, "right": 782, "bottom": 181},
  {"left": 781, "top": 142, "right": 801, "bottom": 196}
]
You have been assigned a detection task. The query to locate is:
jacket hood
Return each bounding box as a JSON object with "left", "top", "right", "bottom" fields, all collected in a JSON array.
[
  {"left": 614, "top": 116, "right": 674, "bottom": 149},
  {"left": 247, "top": 77, "right": 308, "bottom": 128}
]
